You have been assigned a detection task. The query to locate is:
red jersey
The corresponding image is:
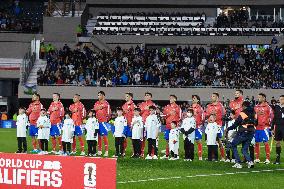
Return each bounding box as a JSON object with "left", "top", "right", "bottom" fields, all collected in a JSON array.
[
  {"left": 163, "top": 103, "right": 182, "bottom": 129},
  {"left": 205, "top": 102, "right": 225, "bottom": 126},
  {"left": 191, "top": 103, "right": 204, "bottom": 128},
  {"left": 26, "top": 100, "right": 43, "bottom": 125},
  {"left": 69, "top": 101, "right": 86, "bottom": 126},
  {"left": 139, "top": 100, "right": 156, "bottom": 123},
  {"left": 93, "top": 100, "right": 111, "bottom": 123},
  {"left": 122, "top": 100, "right": 136, "bottom": 125},
  {"left": 229, "top": 97, "right": 243, "bottom": 117},
  {"left": 254, "top": 102, "right": 274, "bottom": 130},
  {"left": 48, "top": 101, "right": 64, "bottom": 125}
]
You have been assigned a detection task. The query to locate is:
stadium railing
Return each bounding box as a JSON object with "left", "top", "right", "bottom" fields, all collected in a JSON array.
[{"left": 20, "top": 50, "right": 36, "bottom": 85}]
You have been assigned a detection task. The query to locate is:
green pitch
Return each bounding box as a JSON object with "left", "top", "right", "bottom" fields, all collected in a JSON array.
[{"left": 0, "top": 129, "right": 284, "bottom": 189}]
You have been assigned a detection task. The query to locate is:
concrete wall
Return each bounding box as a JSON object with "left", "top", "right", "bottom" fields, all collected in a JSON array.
[
  {"left": 0, "top": 70, "right": 20, "bottom": 79},
  {"left": 18, "top": 85, "right": 284, "bottom": 101},
  {"left": 43, "top": 17, "right": 81, "bottom": 43},
  {"left": 95, "top": 35, "right": 283, "bottom": 48},
  {"left": 87, "top": 0, "right": 284, "bottom": 6},
  {"left": 0, "top": 33, "right": 40, "bottom": 58}
]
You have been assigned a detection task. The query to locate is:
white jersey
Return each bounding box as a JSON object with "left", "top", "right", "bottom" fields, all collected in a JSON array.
[
  {"left": 114, "top": 116, "right": 127, "bottom": 137},
  {"left": 131, "top": 115, "right": 143, "bottom": 140},
  {"left": 169, "top": 128, "right": 179, "bottom": 155},
  {"left": 37, "top": 116, "right": 51, "bottom": 140},
  {"left": 205, "top": 122, "right": 220, "bottom": 145},
  {"left": 85, "top": 117, "right": 99, "bottom": 141},
  {"left": 145, "top": 114, "right": 161, "bottom": 139},
  {"left": 16, "top": 114, "right": 29, "bottom": 137},
  {"left": 181, "top": 117, "right": 196, "bottom": 143},
  {"left": 61, "top": 118, "right": 75, "bottom": 143},
  {"left": 227, "top": 119, "right": 237, "bottom": 142}
]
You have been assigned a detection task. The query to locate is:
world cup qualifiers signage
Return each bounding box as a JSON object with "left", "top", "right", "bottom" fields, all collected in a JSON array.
[{"left": 0, "top": 153, "right": 116, "bottom": 189}]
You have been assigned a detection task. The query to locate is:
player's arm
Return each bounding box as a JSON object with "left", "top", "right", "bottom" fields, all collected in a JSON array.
[
  {"left": 26, "top": 104, "right": 32, "bottom": 115},
  {"left": 59, "top": 103, "right": 65, "bottom": 118},
  {"left": 227, "top": 115, "right": 243, "bottom": 131},
  {"left": 268, "top": 105, "right": 274, "bottom": 125},
  {"left": 107, "top": 103, "right": 111, "bottom": 121}
]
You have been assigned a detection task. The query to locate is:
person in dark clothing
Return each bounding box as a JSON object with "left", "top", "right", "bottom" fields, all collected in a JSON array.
[
  {"left": 226, "top": 101, "right": 256, "bottom": 169},
  {"left": 271, "top": 95, "right": 284, "bottom": 164}
]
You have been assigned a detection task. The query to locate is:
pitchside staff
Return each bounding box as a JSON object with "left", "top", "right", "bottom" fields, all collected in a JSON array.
[
  {"left": 226, "top": 101, "right": 255, "bottom": 169},
  {"left": 271, "top": 95, "right": 284, "bottom": 164}
]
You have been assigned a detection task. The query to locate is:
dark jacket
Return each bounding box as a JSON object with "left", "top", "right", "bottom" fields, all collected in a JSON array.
[
  {"left": 271, "top": 104, "right": 284, "bottom": 130},
  {"left": 227, "top": 107, "right": 256, "bottom": 133}
]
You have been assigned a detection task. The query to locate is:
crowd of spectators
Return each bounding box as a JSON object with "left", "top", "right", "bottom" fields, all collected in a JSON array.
[
  {"left": 215, "top": 10, "right": 284, "bottom": 28},
  {"left": 0, "top": 1, "right": 42, "bottom": 33},
  {"left": 37, "top": 44, "right": 284, "bottom": 89}
]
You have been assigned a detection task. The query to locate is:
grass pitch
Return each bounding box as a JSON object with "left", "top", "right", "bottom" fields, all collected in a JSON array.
[{"left": 0, "top": 128, "right": 283, "bottom": 189}]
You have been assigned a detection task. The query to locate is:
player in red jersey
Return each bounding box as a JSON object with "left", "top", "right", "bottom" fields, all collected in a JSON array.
[
  {"left": 26, "top": 93, "right": 43, "bottom": 153},
  {"left": 229, "top": 90, "right": 244, "bottom": 117},
  {"left": 138, "top": 92, "right": 156, "bottom": 157},
  {"left": 254, "top": 93, "right": 274, "bottom": 164},
  {"left": 161, "top": 95, "right": 182, "bottom": 159},
  {"left": 48, "top": 93, "right": 64, "bottom": 154},
  {"left": 205, "top": 92, "right": 226, "bottom": 161},
  {"left": 191, "top": 95, "right": 205, "bottom": 160},
  {"left": 122, "top": 92, "right": 136, "bottom": 155},
  {"left": 69, "top": 94, "right": 86, "bottom": 156},
  {"left": 94, "top": 91, "right": 111, "bottom": 157}
]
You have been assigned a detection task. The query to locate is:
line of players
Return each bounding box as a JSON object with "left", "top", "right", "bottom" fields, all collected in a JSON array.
[{"left": 16, "top": 90, "right": 284, "bottom": 165}]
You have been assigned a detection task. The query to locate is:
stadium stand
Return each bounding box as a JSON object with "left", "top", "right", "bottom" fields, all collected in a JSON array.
[
  {"left": 37, "top": 44, "right": 284, "bottom": 89},
  {"left": 0, "top": 0, "right": 43, "bottom": 33},
  {"left": 91, "top": 11, "right": 284, "bottom": 36}
]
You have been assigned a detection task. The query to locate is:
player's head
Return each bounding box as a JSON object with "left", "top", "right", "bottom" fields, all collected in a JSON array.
[
  {"left": 125, "top": 92, "right": 133, "bottom": 102},
  {"left": 73, "top": 94, "right": 80, "bottom": 103},
  {"left": 211, "top": 93, "right": 219, "bottom": 103},
  {"left": 52, "top": 93, "right": 60, "bottom": 102},
  {"left": 134, "top": 108, "right": 141, "bottom": 116},
  {"left": 230, "top": 110, "right": 236, "bottom": 119},
  {"left": 40, "top": 108, "right": 46, "bottom": 116},
  {"left": 98, "top": 91, "right": 105, "bottom": 101},
  {"left": 171, "top": 121, "right": 177, "bottom": 129},
  {"left": 187, "top": 108, "right": 194, "bottom": 118},
  {"left": 235, "top": 90, "right": 243, "bottom": 99},
  {"left": 116, "top": 107, "right": 123, "bottom": 116},
  {"left": 208, "top": 114, "right": 216, "bottom": 123},
  {"left": 169, "top": 94, "right": 177, "bottom": 104},
  {"left": 192, "top": 95, "right": 200, "bottom": 104},
  {"left": 32, "top": 93, "right": 40, "bottom": 101},
  {"left": 258, "top": 93, "right": 266, "bottom": 103},
  {"left": 18, "top": 107, "right": 26, "bottom": 114},
  {"left": 88, "top": 109, "right": 96, "bottom": 118},
  {"left": 144, "top": 92, "right": 152, "bottom": 101},
  {"left": 65, "top": 110, "right": 72, "bottom": 118},
  {"left": 149, "top": 105, "right": 156, "bottom": 114},
  {"left": 279, "top": 95, "right": 284, "bottom": 105}
]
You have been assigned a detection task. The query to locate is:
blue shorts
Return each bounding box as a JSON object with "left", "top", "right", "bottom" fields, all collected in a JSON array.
[
  {"left": 99, "top": 122, "right": 109, "bottom": 136},
  {"left": 255, "top": 129, "right": 269, "bottom": 143},
  {"left": 50, "top": 124, "right": 62, "bottom": 137},
  {"left": 195, "top": 128, "right": 202, "bottom": 140},
  {"left": 164, "top": 129, "right": 170, "bottom": 140},
  {"left": 74, "top": 125, "right": 83, "bottom": 136},
  {"left": 123, "top": 125, "right": 132, "bottom": 137},
  {"left": 217, "top": 126, "right": 224, "bottom": 139},
  {"left": 29, "top": 125, "right": 38, "bottom": 136}
]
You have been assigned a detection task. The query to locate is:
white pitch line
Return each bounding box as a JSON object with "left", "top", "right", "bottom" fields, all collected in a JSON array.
[{"left": 117, "top": 169, "right": 284, "bottom": 184}]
